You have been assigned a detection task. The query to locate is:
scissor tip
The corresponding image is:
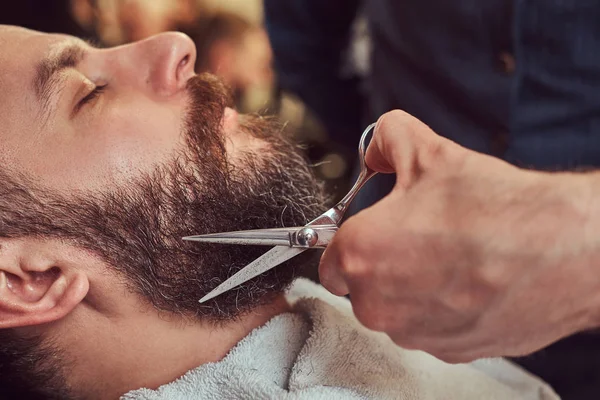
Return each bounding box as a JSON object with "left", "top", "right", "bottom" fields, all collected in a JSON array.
[
  {"left": 199, "top": 292, "right": 217, "bottom": 303},
  {"left": 183, "top": 236, "right": 203, "bottom": 241}
]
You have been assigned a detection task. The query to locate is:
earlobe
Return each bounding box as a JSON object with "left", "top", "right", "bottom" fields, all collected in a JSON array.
[{"left": 0, "top": 244, "right": 90, "bottom": 329}]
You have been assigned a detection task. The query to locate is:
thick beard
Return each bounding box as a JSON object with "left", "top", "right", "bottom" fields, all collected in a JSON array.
[
  {"left": 79, "top": 74, "right": 328, "bottom": 319},
  {"left": 0, "top": 73, "right": 327, "bottom": 399}
]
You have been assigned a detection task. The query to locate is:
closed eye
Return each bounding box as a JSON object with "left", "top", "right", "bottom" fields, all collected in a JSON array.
[{"left": 76, "top": 84, "right": 107, "bottom": 112}]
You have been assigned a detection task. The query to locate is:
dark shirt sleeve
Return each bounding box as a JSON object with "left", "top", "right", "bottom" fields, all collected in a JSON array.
[{"left": 264, "top": 0, "right": 364, "bottom": 145}]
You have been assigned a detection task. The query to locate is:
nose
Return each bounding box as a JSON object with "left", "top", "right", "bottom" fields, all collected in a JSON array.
[{"left": 132, "top": 32, "right": 197, "bottom": 97}]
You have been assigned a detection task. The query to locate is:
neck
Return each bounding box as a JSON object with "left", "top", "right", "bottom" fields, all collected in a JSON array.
[{"left": 59, "top": 295, "right": 291, "bottom": 400}]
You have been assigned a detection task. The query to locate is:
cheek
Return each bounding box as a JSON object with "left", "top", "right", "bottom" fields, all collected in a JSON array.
[
  {"left": 85, "top": 102, "right": 182, "bottom": 184},
  {"left": 25, "top": 100, "right": 183, "bottom": 192}
]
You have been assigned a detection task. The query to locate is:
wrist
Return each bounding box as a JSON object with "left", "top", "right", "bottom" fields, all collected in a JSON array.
[{"left": 563, "top": 171, "right": 600, "bottom": 329}]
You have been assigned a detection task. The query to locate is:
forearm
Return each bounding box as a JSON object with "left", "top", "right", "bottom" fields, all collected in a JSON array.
[
  {"left": 573, "top": 171, "right": 600, "bottom": 329},
  {"left": 527, "top": 169, "right": 600, "bottom": 332}
]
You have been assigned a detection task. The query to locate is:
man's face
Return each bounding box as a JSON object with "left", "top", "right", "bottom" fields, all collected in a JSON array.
[
  {"left": 0, "top": 25, "right": 248, "bottom": 191},
  {"left": 0, "top": 25, "right": 327, "bottom": 398},
  {"left": 0, "top": 25, "right": 326, "bottom": 318}
]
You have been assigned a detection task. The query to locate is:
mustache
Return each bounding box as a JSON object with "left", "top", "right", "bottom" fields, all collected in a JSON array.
[
  {"left": 185, "top": 73, "right": 234, "bottom": 126},
  {"left": 181, "top": 73, "right": 234, "bottom": 168}
]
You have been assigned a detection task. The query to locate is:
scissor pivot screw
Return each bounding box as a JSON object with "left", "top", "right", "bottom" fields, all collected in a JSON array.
[{"left": 297, "top": 227, "right": 318, "bottom": 247}]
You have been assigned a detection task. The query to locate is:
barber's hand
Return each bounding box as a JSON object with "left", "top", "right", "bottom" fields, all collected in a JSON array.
[{"left": 319, "top": 110, "right": 600, "bottom": 363}]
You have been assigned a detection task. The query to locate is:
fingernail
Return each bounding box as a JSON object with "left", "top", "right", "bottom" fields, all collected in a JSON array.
[{"left": 318, "top": 259, "right": 350, "bottom": 296}]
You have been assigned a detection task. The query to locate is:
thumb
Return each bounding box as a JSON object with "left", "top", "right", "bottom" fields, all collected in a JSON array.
[
  {"left": 318, "top": 202, "right": 385, "bottom": 297},
  {"left": 319, "top": 244, "right": 350, "bottom": 296},
  {"left": 365, "top": 110, "right": 453, "bottom": 189}
]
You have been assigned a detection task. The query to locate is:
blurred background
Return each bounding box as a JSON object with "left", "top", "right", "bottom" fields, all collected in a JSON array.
[{"left": 0, "top": 0, "right": 358, "bottom": 206}]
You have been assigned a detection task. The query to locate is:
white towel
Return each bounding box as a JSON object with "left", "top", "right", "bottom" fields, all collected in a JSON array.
[{"left": 122, "top": 278, "right": 559, "bottom": 400}]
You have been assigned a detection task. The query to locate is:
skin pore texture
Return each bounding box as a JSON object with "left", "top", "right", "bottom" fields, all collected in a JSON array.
[{"left": 0, "top": 26, "right": 326, "bottom": 399}]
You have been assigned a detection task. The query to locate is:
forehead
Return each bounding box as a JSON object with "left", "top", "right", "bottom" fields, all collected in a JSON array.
[
  {"left": 0, "top": 27, "right": 77, "bottom": 112},
  {"left": 0, "top": 26, "right": 75, "bottom": 81},
  {"left": 0, "top": 26, "right": 74, "bottom": 166},
  {"left": 1, "top": 25, "right": 51, "bottom": 62}
]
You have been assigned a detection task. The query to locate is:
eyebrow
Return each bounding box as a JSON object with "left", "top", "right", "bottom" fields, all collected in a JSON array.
[{"left": 33, "top": 42, "right": 87, "bottom": 117}]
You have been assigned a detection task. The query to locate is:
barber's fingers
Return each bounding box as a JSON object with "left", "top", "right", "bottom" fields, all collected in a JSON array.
[
  {"left": 318, "top": 214, "right": 364, "bottom": 296},
  {"left": 319, "top": 191, "right": 396, "bottom": 296},
  {"left": 365, "top": 110, "right": 457, "bottom": 189},
  {"left": 317, "top": 250, "right": 350, "bottom": 296}
]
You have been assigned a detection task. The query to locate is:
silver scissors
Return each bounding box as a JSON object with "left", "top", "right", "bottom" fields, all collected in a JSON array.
[{"left": 184, "top": 123, "right": 378, "bottom": 303}]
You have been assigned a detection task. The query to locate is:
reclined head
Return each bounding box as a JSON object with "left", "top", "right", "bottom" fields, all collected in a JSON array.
[{"left": 0, "top": 25, "right": 325, "bottom": 399}]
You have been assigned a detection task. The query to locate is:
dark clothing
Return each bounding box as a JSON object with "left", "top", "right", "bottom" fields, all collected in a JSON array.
[
  {"left": 265, "top": 0, "right": 365, "bottom": 150},
  {"left": 265, "top": 1, "right": 600, "bottom": 398},
  {"left": 266, "top": 0, "right": 600, "bottom": 170}
]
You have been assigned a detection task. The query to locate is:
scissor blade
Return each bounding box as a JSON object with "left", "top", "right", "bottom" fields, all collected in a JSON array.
[
  {"left": 183, "top": 228, "right": 294, "bottom": 247},
  {"left": 199, "top": 246, "right": 306, "bottom": 303}
]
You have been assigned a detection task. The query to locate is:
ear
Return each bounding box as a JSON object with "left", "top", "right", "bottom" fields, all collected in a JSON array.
[{"left": 0, "top": 238, "right": 89, "bottom": 329}]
